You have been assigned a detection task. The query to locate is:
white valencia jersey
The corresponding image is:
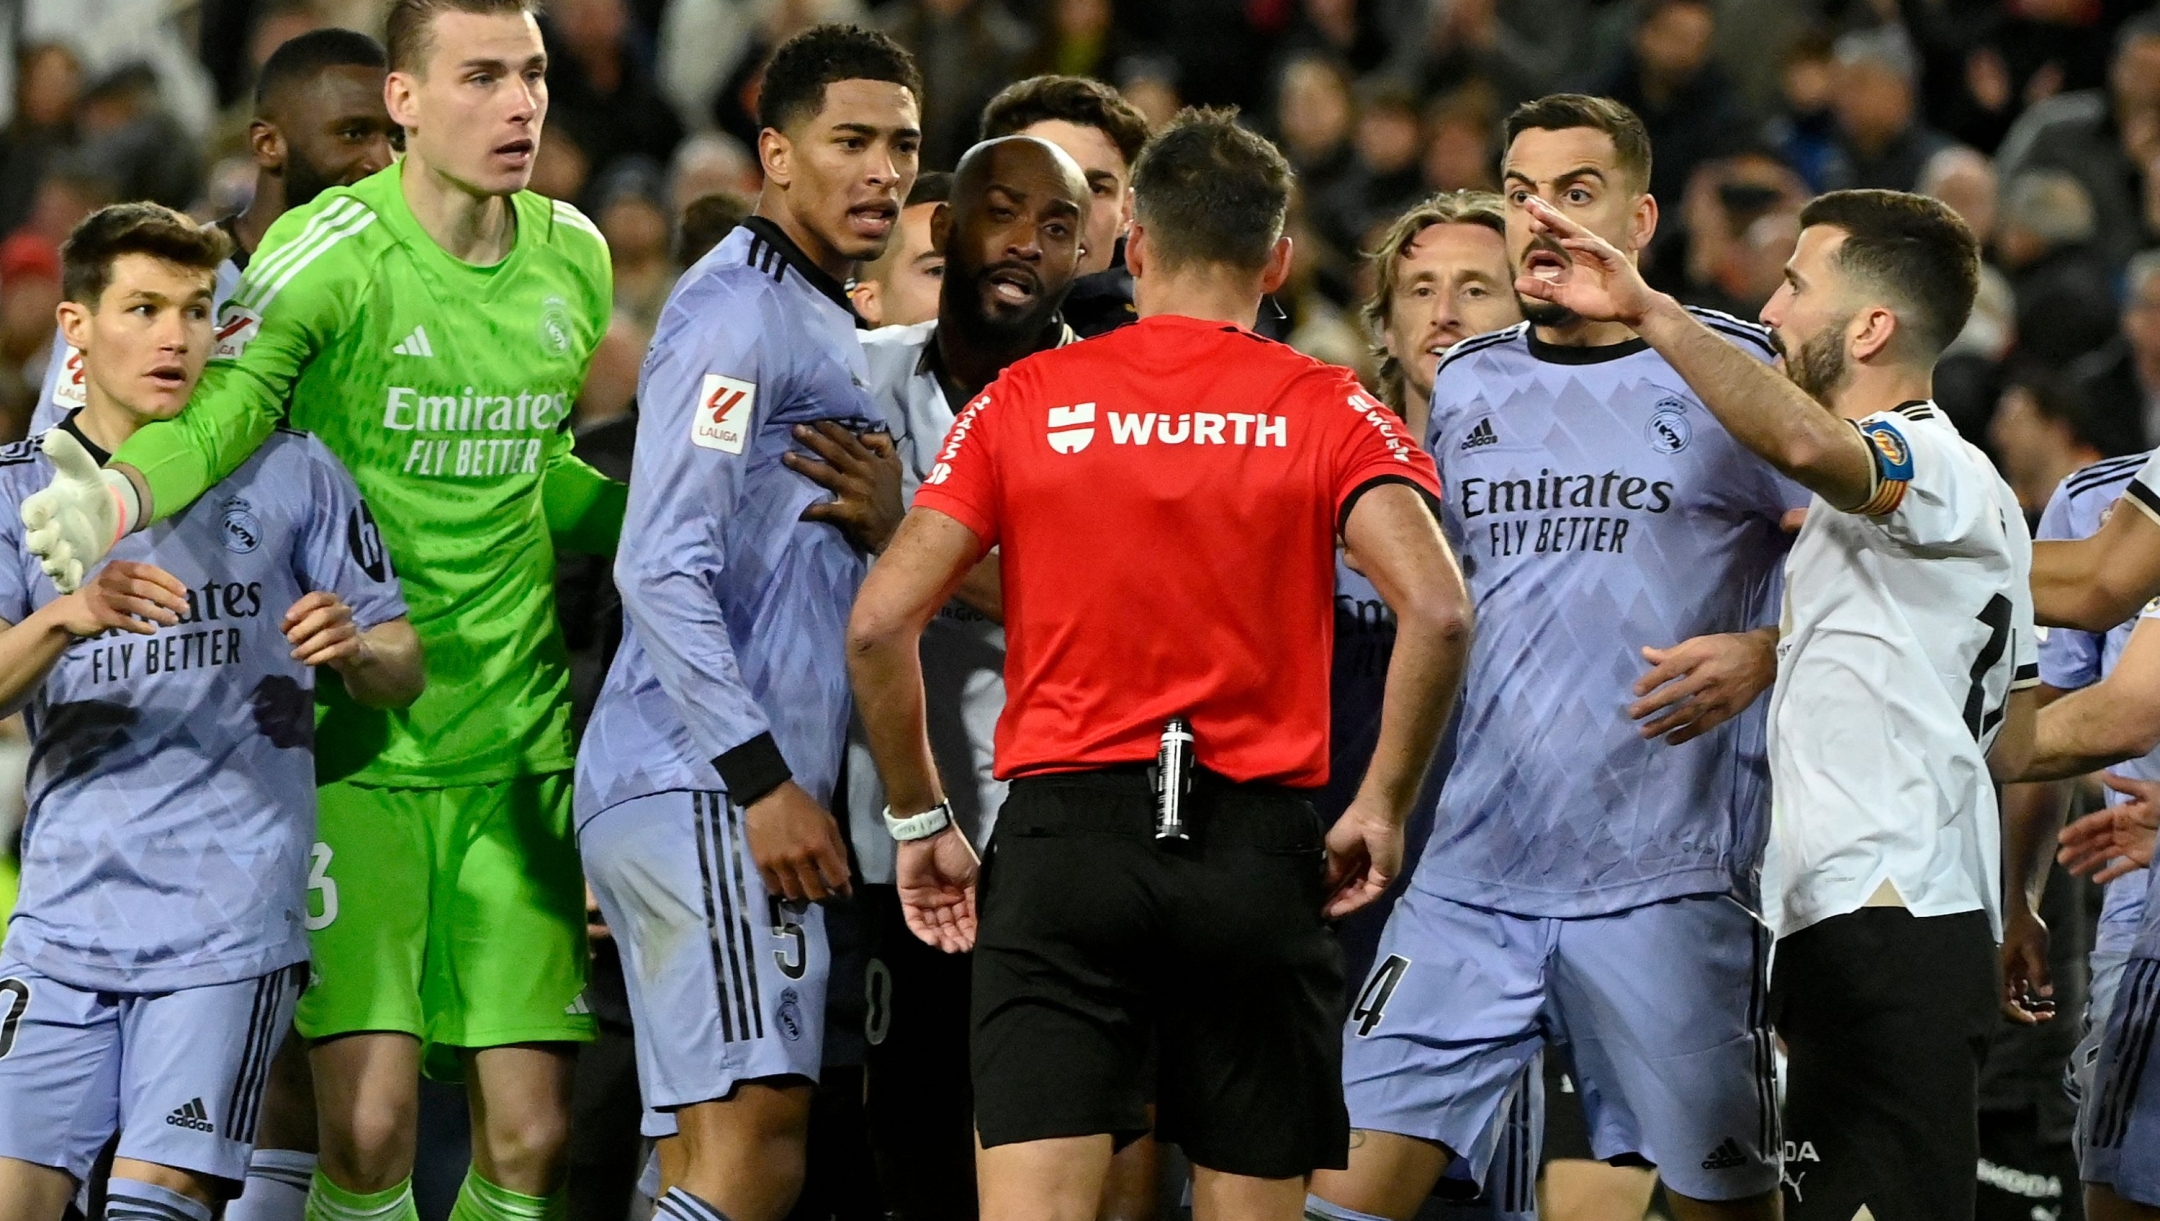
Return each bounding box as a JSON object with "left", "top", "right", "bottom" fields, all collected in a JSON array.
[{"left": 1762, "top": 400, "right": 2037, "bottom": 941}]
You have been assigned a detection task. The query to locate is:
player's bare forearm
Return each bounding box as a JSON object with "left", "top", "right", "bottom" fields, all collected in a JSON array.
[
  {"left": 2023, "top": 667, "right": 2160, "bottom": 781},
  {"left": 848, "top": 508, "right": 981, "bottom": 815},
  {"left": 332, "top": 617, "right": 425, "bottom": 709},
  {"left": 1344, "top": 484, "right": 1473, "bottom": 820},
  {"left": 1989, "top": 686, "right": 2038, "bottom": 783},
  {"left": 0, "top": 561, "right": 191, "bottom": 712},
  {"left": 0, "top": 606, "right": 90, "bottom": 714},
  {"left": 2001, "top": 778, "right": 2071, "bottom": 913},
  {"left": 2029, "top": 506, "right": 2160, "bottom": 629},
  {"left": 1634, "top": 296, "right": 1876, "bottom": 509},
  {"left": 953, "top": 553, "right": 1003, "bottom": 622}
]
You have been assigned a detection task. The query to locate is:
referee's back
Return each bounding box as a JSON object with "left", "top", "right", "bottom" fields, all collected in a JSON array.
[{"left": 914, "top": 312, "right": 1432, "bottom": 789}]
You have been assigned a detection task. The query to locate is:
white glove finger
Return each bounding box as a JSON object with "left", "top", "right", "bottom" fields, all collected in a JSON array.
[
  {"left": 21, "top": 494, "right": 50, "bottom": 532},
  {"left": 39, "top": 427, "right": 103, "bottom": 483},
  {"left": 24, "top": 520, "right": 59, "bottom": 556}
]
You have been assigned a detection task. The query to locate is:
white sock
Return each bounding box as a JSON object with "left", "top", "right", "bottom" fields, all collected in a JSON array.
[
  {"left": 224, "top": 1150, "right": 316, "bottom": 1221},
  {"left": 1303, "top": 1195, "right": 1392, "bottom": 1221},
  {"left": 105, "top": 1178, "right": 213, "bottom": 1221}
]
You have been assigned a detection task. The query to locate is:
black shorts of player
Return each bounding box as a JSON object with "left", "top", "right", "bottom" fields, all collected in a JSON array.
[
  {"left": 1770, "top": 906, "right": 1996, "bottom": 1221},
  {"left": 970, "top": 769, "right": 1348, "bottom": 1179},
  {"left": 860, "top": 883, "right": 980, "bottom": 1219}
]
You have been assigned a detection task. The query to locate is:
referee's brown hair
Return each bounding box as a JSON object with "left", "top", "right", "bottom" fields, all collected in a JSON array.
[{"left": 1128, "top": 107, "right": 1293, "bottom": 273}]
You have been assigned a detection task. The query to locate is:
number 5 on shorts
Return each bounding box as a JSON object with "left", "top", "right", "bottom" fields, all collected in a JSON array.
[{"left": 306, "top": 842, "right": 339, "bottom": 931}]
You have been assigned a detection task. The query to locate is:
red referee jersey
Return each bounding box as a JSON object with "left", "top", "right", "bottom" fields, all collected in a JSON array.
[{"left": 911, "top": 313, "right": 1442, "bottom": 788}]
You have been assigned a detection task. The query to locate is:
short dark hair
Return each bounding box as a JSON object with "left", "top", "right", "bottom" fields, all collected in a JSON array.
[
  {"left": 386, "top": 0, "right": 538, "bottom": 75},
  {"left": 1503, "top": 93, "right": 1653, "bottom": 195},
  {"left": 757, "top": 24, "right": 921, "bottom": 135},
  {"left": 980, "top": 75, "right": 1151, "bottom": 170},
  {"left": 256, "top": 27, "right": 386, "bottom": 113},
  {"left": 906, "top": 170, "right": 952, "bottom": 208},
  {"left": 61, "top": 202, "right": 232, "bottom": 306},
  {"left": 1130, "top": 107, "right": 1292, "bottom": 273},
  {"left": 1798, "top": 188, "right": 1979, "bottom": 360}
]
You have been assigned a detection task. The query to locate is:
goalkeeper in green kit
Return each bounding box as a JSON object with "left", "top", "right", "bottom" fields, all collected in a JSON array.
[{"left": 20, "top": 3, "right": 623, "bottom": 1219}]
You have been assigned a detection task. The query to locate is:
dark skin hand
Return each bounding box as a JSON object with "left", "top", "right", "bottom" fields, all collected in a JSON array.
[{"left": 784, "top": 422, "right": 905, "bottom": 554}]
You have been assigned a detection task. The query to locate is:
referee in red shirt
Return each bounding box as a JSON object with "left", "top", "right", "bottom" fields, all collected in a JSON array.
[{"left": 847, "top": 108, "right": 1472, "bottom": 1221}]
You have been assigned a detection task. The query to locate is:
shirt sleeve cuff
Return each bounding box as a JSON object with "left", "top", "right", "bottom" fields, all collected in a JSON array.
[
  {"left": 2011, "top": 661, "right": 2040, "bottom": 691},
  {"left": 715, "top": 732, "right": 791, "bottom": 806},
  {"left": 2126, "top": 452, "right": 2160, "bottom": 526}
]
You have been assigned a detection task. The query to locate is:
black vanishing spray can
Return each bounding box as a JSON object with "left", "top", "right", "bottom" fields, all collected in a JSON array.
[{"left": 1154, "top": 716, "right": 1194, "bottom": 841}]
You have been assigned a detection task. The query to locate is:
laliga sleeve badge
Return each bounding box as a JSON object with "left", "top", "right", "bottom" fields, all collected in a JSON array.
[
  {"left": 211, "top": 306, "right": 262, "bottom": 361},
  {"left": 693, "top": 374, "right": 754, "bottom": 454}
]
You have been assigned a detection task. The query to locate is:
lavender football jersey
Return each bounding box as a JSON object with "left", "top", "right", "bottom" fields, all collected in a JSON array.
[
  {"left": 1417, "top": 315, "right": 1803, "bottom": 916},
  {"left": 575, "top": 219, "right": 880, "bottom": 821},
  {"left": 2034, "top": 453, "right": 2154, "bottom": 960},
  {"left": 0, "top": 420, "right": 406, "bottom": 992}
]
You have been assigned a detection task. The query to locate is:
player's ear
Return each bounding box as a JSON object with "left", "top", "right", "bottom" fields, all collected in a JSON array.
[
  {"left": 383, "top": 71, "right": 420, "bottom": 134},
  {"left": 929, "top": 202, "right": 952, "bottom": 256},
  {"left": 1259, "top": 235, "right": 1294, "bottom": 296},
  {"left": 758, "top": 127, "right": 792, "bottom": 190},
  {"left": 1849, "top": 305, "right": 1899, "bottom": 364},
  {"left": 56, "top": 297, "right": 92, "bottom": 352},
  {"left": 1629, "top": 189, "right": 1658, "bottom": 256},
  {"left": 851, "top": 281, "right": 882, "bottom": 327},
  {"left": 248, "top": 119, "right": 284, "bottom": 174},
  {"left": 1124, "top": 222, "right": 1148, "bottom": 278}
]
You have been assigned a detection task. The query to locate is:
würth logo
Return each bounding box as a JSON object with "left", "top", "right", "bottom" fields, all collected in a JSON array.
[
  {"left": 1105, "top": 412, "right": 1286, "bottom": 447},
  {"left": 1047, "top": 403, "right": 1096, "bottom": 453},
  {"left": 166, "top": 1098, "right": 215, "bottom": 1133},
  {"left": 1461, "top": 418, "right": 1499, "bottom": 450},
  {"left": 692, "top": 374, "right": 755, "bottom": 454}
]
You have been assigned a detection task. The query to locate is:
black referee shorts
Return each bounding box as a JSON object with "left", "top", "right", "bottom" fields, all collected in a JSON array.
[{"left": 970, "top": 769, "right": 1349, "bottom": 1179}]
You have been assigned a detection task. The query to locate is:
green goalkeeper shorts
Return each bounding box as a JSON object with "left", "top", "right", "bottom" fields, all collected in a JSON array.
[{"left": 296, "top": 774, "right": 594, "bottom": 1069}]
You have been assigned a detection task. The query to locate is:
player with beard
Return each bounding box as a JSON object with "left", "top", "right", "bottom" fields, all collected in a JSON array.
[
  {"left": 1310, "top": 96, "right": 1802, "bottom": 1221},
  {"left": 1518, "top": 186, "right": 2038, "bottom": 1220},
  {"left": 35, "top": 28, "right": 395, "bottom": 434},
  {"left": 821, "top": 133, "right": 1107, "bottom": 1221}
]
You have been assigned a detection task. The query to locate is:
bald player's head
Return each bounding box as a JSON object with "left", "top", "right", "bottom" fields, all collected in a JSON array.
[
  {"left": 936, "top": 136, "right": 1090, "bottom": 339},
  {"left": 252, "top": 29, "right": 397, "bottom": 209}
]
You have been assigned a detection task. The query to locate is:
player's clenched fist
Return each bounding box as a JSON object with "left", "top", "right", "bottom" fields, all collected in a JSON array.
[
  {"left": 746, "top": 779, "right": 853, "bottom": 902},
  {"left": 23, "top": 427, "right": 133, "bottom": 593},
  {"left": 52, "top": 559, "right": 188, "bottom": 637},
  {"left": 283, "top": 590, "right": 360, "bottom": 667}
]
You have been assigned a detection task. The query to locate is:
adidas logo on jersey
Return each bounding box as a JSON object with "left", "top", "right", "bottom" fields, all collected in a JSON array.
[
  {"left": 165, "top": 1098, "right": 215, "bottom": 1133},
  {"left": 1461, "top": 418, "right": 1499, "bottom": 450},
  {"left": 391, "top": 326, "right": 435, "bottom": 358},
  {"left": 1699, "top": 1137, "right": 1748, "bottom": 1170}
]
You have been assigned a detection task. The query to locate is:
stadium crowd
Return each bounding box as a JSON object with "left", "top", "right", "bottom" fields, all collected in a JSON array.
[{"left": 4, "top": 2, "right": 2160, "bottom": 1221}]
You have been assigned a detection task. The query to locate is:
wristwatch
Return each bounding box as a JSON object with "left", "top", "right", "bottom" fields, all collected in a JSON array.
[{"left": 883, "top": 800, "right": 955, "bottom": 842}]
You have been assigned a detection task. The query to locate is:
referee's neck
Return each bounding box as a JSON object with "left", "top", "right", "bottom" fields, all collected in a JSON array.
[{"left": 1133, "top": 274, "right": 1263, "bottom": 330}]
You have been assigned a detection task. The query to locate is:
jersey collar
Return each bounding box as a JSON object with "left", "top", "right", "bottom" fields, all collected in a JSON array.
[
  {"left": 916, "top": 316, "right": 1076, "bottom": 409},
  {"left": 1525, "top": 329, "right": 1649, "bottom": 364},
  {"left": 741, "top": 216, "right": 863, "bottom": 325},
  {"left": 58, "top": 409, "right": 111, "bottom": 465}
]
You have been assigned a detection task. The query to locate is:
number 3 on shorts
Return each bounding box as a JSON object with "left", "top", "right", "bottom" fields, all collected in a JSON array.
[{"left": 306, "top": 842, "right": 339, "bottom": 931}]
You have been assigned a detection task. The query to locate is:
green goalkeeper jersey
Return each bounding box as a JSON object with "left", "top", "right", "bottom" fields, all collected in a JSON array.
[{"left": 114, "top": 160, "right": 625, "bottom": 787}]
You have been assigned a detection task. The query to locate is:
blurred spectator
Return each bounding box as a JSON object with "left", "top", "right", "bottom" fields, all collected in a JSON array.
[
  {"left": 1017, "top": 0, "right": 1130, "bottom": 81},
  {"left": 1996, "top": 10, "right": 2160, "bottom": 268},
  {"left": 1277, "top": 0, "right": 1393, "bottom": 77},
  {"left": 0, "top": 234, "right": 60, "bottom": 436},
  {"left": 1407, "top": 0, "right": 1594, "bottom": 109},
  {"left": 667, "top": 131, "right": 762, "bottom": 218},
  {"left": 544, "top": 0, "right": 685, "bottom": 182},
  {"left": 2072, "top": 249, "right": 2160, "bottom": 448},
  {"left": 676, "top": 190, "right": 751, "bottom": 267},
  {"left": 530, "top": 124, "right": 593, "bottom": 205},
  {"left": 22, "top": 0, "right": 216, "bottom": 140},
  {"left": 849, "top": 171, "right": 949, "bottom": 328},
  {"left": 0, "top": 43, "right": 83, "bottom": 237},
  {"left": 1116, "top": 55, "right": 1182, "bottom": 130},
  {"left": 1592, "top": 0, "right": 1749, "bottom": 214},
  {"left": 1420, "top": 93, "right": 1499, "bottom": 193},
  {"left": 1313, "top": 80, "right": 1425, "bottom": 278},
  {"left": 659, "top": 0, "right": 866, "bottom": 142},
  {"left": 15, "top": 159, "right": 113, "bottom": 248},
  {"left": 1824, "top": 25, "right": 1950, "bottom": 193},
  {"left": 1275, "top": 55, "right": 1358, "bottom": 208},
  {"left": 1916, "top": 144, "right": 1997, "bottom": 250},
  {"left": 1990, "top": 367, "right": 2125, "bottom": 519},
  {"left": 592, "top": 159, "right": 676, "bottom": 329},
  {"left": 880, "top": 0, "right": 1032, "bottom": 168},
  {"left": 75, "top": 63, "right": 202, "bottom": 210},
  {"left": 1998, "top": 168, "right": 2120, "bottom": 365},
  {"left": 1676, "top": 157, "right": 1801, "bottom": 319},
  {"left": 1764, "top": 28, "right": 1839, "bottom": 194},
  {"left": 574, "top": 315, "right": 647, "bottom": 432}
]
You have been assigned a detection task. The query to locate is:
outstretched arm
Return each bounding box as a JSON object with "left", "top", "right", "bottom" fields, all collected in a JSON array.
[
  {"left": 1511, "top": 196, "right": 1878, "bottom": 509},
  {"left": 2028, "top": 481, "right": 2160, "bottom": 630}
]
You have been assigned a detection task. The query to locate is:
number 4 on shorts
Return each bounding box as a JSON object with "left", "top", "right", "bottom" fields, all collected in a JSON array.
[{"left": 1351, "top": 954, "right": 1410, "bottom": 1037}]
